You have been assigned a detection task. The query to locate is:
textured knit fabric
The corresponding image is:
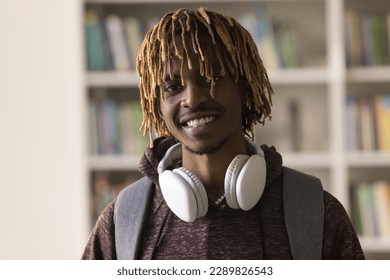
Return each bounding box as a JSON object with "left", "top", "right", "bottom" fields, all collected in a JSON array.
[{"left": 82, "top": 137, "right": 365, "bottom": 260}]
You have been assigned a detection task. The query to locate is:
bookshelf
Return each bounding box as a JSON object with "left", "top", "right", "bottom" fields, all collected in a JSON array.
[{"left": 83, "top": 0, "right": 390, "bottom": 259}]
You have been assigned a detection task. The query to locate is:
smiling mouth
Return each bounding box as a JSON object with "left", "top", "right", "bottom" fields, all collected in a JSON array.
[{"left": 185, "top": 115, "right": 216, "bottom": 128}]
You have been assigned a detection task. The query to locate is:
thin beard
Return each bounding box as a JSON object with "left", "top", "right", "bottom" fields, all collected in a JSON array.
[{"left": 184, "top": 138, "right": 227, "bottom": 155}]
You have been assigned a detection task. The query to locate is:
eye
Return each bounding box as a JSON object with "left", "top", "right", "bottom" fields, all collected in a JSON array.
[
  {"left": 163, "top": 82, "right": 182, "bottom": 98},
  {"left": 203, "top": 76, "right": 221, "bottom": 84}
]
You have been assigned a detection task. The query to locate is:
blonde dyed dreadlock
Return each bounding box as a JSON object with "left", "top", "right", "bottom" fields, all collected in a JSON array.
[{"left": 137, "top": 7, "right": 274, "bottom": 145}]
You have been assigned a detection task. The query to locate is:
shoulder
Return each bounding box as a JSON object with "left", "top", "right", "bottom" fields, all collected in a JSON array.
[
  {"left": 322, "top": 191, "right": 365, "bottom": 259},
  {"left": 322, "top": 191, "right": 353, "bottom": 229},
  {"left": 97, "top": 200, "right": 116, "bottom": 227},
  {"left": 323, "top": 191, "right": 352, "bottom": 226},
  {"left": 323, "top": 191, "right": 345, "bottom": 212}
]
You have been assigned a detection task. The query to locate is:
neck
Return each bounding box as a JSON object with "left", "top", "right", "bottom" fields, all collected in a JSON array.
[{"left": 182, "top": 137, "right": 247, "bottom": 201}]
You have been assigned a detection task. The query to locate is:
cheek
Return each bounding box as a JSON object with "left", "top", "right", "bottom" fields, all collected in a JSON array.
[
  {"left": 228, "top": 103, "right": 243, "bottom": 125},
  {"left": 224, "top": 90, "right": 244, "bottom": 126}
]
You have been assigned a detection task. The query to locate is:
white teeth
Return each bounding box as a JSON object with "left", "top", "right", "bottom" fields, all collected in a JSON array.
[{"left": 186, "top": 116, "right": 215, "bottom": 128}]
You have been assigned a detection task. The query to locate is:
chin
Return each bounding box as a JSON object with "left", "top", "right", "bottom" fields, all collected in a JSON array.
[{"left": 183, "top": 138, "right": 227, "bottom": 155}]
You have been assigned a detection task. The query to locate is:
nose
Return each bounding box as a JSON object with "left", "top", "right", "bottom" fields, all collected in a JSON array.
[{"left": 181, "top": 83, "right": 211, "bottom": 108}]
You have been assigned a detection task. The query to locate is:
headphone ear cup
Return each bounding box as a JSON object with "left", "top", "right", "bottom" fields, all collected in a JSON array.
[
  {"left": 224, "top": 154, "right": 250, "bottom": 209},
  {"left": 159, "top": 170, "right": 197, "bottom": 222},
  {"left": 159, "top": 168, "right": 208, "bottom": 222},
  {"left": 173, "top": 167, "right": 208, "bottom": 218},
  {"left": 236, "top": 155, "right": 266, "bottom": 210}
]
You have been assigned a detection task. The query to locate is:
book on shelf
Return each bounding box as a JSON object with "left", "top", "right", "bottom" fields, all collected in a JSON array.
[
  {"left": 345, "top": 9, "right": 363, "bottom": 67},
  {"left": 91, "top": 171, "right": 142, "bottom": 224},
  {"left": 85, "top": 10, "right": 110, "bottom": 71},
  {"left": 351, "top": 181, "right": 390, "bottom": 238},
  {"left": 272, "top": 21, "right": 299, "bottom": 68},
  {"left": 89, "top": 97, "right": 148, "bottom": 156},
  {"left": 288, "top": 100, "right": 302, "bottom": 152},
  {"left": 375, "top": 95, "right": 390, "bottom": 151},
  {"left": 374, "top": 181, "right": 390, "bottom": 238},
  {"left": 388, "top": 14, "right": 390, "bottom": 60},
  {"left": 345, "top": 94, "right": 390, "bottom": 152},
  {"left": 238, "top": 3, "right": 298, "bottom": 70},
  {"left": 238, "top": 4, "right": 279, "bottom": 69},
  {"left": 345, "top": 96, "right": 361, "bottom": 151},
  {"left": 360, "top": 97, "right": 377, "bottom": 151},
  {"left": 89, "top": 101, "right": 98, "bottom": 154},
  {"left": 345, "top": 10, "right": 390, "bottom": 67},
  {"left": 94, "top": 98, "right": 119, "bottom": 154},
  {"left": 84, "top": 11, "right": 145, "bottom": 72},
  {"left": 105, "top": 14, "right": 131, "bottom": 72},
  {"left": 123, "top": 16, "right": 143, "bottom": 70}
]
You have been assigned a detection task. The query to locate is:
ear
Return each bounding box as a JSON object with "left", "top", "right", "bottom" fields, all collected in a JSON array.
[{"left": 239, "top": 80, "right": 252, "bottom": 132}]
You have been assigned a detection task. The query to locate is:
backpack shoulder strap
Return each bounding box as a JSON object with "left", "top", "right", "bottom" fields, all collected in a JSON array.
[
  {"left": 282, "top": 166, "right": 324, "bottom": 260},
  {"left": 114, "top": 176, "right": 154, "bottom": 260}
]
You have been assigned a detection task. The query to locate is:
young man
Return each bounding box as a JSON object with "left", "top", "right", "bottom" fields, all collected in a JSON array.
[{"left": 82, "top": 7, "right": 365, "bottom": 260}]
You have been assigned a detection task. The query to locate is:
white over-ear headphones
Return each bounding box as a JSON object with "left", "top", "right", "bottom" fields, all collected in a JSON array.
[{"left": 157, "top": 138, "right": 267, "bottom": 222}]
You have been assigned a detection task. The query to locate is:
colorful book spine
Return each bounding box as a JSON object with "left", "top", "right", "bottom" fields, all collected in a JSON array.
[
  {"left": 352, "top": 181, "right": 390, "bottom": 238},
  {"left": 345, "top": 10, "right": 390, "bottom": 67},
  {"left": 375, "top": 95, "right": 390, "bottom": 151},
  {"left": 105, "top": 14, "right": 131, "bottom": 72},
  {"left": 345, "top": 96, "right": 360, "bottom": 151},
  {"left": 123, "top": 16, "right": 143, "bottom": 70},
  {"left": 345, "top": 94, "right": 390, "bottom": 152},
  {"left": 84, "top": 12, "right": 158, "bottom": 72},
  {"left": 358, "top": 97, "right": 376, "bottom": 151},
  {"left": 85, "top": 11, "right": 107, "bottom": 71},
  {"left": 90, "top": 98, "right": 148, "bottom": 156},
  {"left": 345, "top": 9, "right": 362, "bottom": 67}
]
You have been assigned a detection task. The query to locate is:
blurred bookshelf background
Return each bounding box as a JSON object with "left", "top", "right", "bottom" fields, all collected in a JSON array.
[{"left": 1, "top": 0, "right": 390, "bottom": 259}]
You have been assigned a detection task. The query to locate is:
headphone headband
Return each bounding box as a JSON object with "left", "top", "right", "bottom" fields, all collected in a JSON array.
[{"left": 157, "top": 142, "right": 181, "bottom": 174}]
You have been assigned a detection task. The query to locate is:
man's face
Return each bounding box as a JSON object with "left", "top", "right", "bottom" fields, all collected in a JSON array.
[{"left": 158, "top": 42, "right": 244, "bottom": 155}]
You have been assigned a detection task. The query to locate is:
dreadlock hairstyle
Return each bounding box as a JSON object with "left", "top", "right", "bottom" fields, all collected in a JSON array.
[{"left": 137, "top": 6, "right": 274, "bottom": 145}]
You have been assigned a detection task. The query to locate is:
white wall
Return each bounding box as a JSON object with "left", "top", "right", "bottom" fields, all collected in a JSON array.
[{"left": 0, "top": 0, "right": 88, "bottom": 259}]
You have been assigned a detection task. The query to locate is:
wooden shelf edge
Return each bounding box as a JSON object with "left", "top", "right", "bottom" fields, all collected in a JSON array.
[
  {"left": 89, "top": 154, "right": 142, "bottom": 170},
  {"left": 282, "top": 152, "right": 331, "bottom": 168},
  {"left": 87, "top": 71, "right": 139, "bottom": 87},
  {"left": 268, "top": 67, "right": 329, "bottom": 85},
  {"left": 86, "top": 67, "right": 330, "bottom": 87},
  {"left": 347, "top": 151, "right": 390, "bottom": 167},
  {"left": 347, "top": 66, "right": 390, "bottom": 83}
]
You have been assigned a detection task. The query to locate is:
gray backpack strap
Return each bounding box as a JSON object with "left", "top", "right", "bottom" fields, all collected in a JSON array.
[
  {"left": 283, "top": 166, "right": 324, "bottom": 260},
  {"left": 114, "top": 176, "right": 153, "bottom": 260}
]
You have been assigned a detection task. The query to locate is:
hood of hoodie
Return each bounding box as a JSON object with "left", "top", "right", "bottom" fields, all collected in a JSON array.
[
  {"left": 138, "top": 136, "right": 283, "bottom": 188},
  {"left": 138, "top": 137, "right": 178, "bottom": 186}
]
